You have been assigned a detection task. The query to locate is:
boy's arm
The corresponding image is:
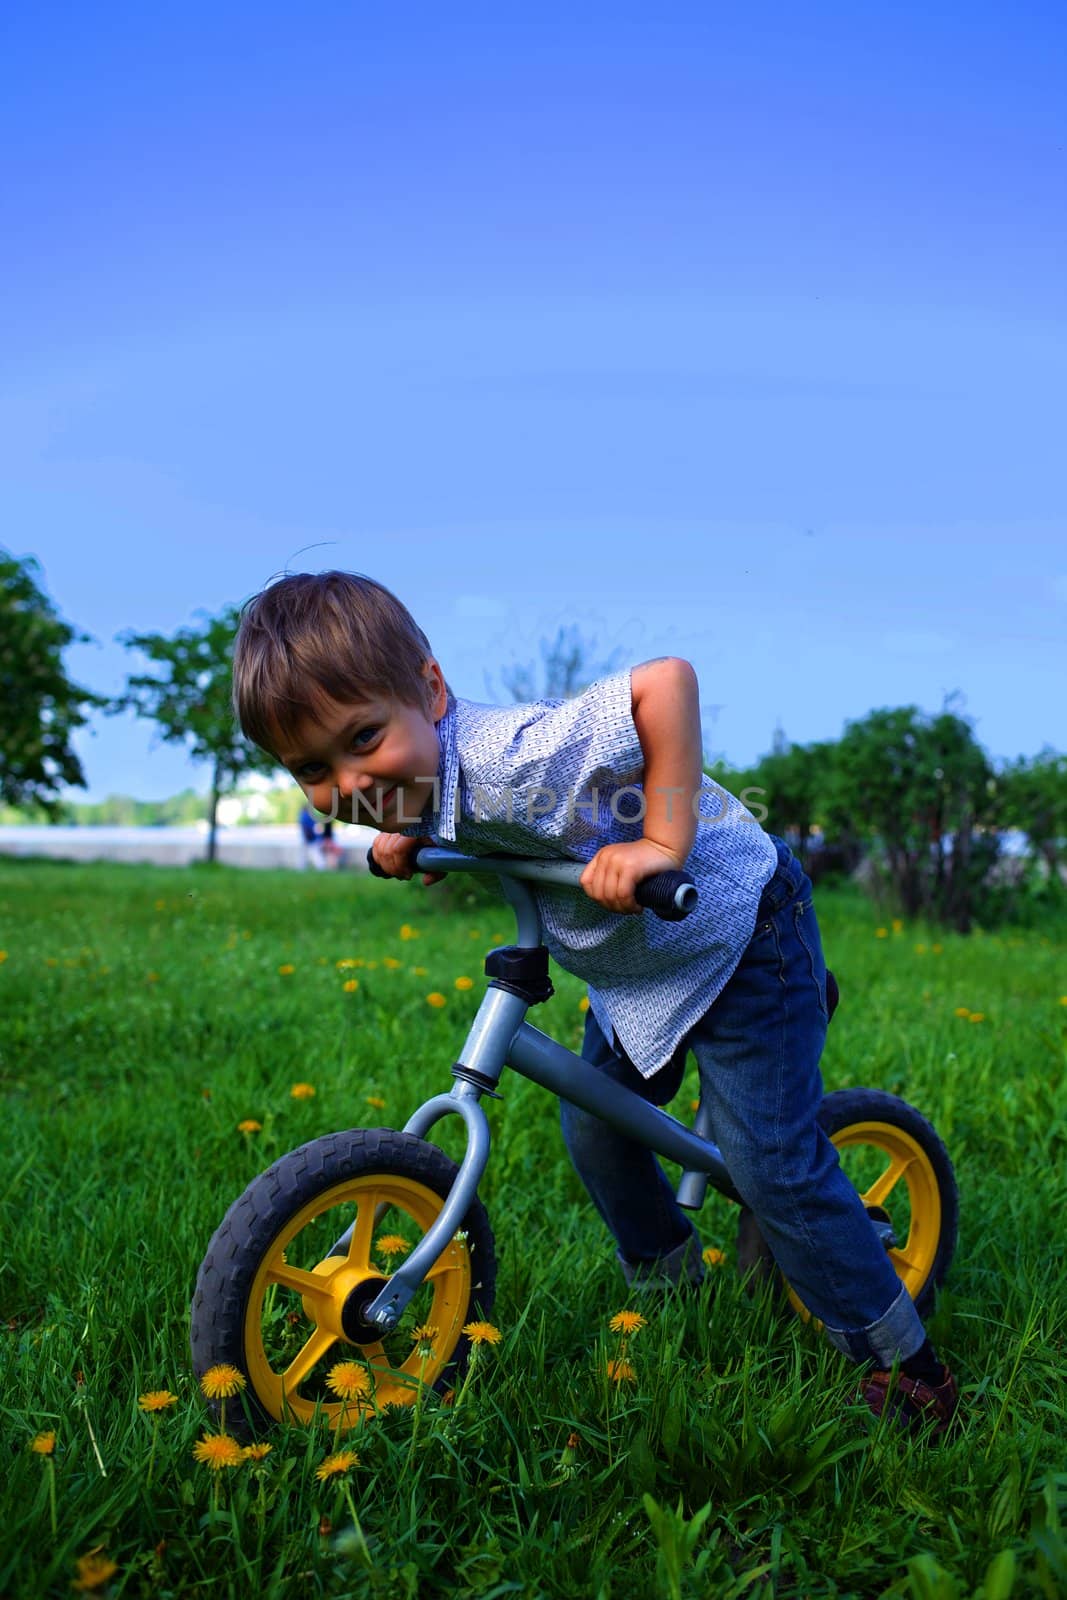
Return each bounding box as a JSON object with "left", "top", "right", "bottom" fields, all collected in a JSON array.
[{"left": 579, "top": 657, "right": 702, "bottom": 915}]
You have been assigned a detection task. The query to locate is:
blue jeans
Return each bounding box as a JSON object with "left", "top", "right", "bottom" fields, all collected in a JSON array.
[{"left": 560, "top": 836, "right": 927, "bottom": 1367}]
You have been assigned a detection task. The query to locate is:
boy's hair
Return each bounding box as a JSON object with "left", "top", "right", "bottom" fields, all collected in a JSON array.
[{"left": 233, "top": 571, "right": 438, "bottom": 754}]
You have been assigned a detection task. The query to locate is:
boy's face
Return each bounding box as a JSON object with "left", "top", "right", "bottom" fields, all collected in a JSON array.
[{"left": 276, "top": 661, "right": 448, "bottom": 832}]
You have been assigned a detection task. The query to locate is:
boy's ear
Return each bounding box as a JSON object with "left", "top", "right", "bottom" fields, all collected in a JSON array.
[{"left": 424, "top": 659, "right": 449, "bottom": 719}]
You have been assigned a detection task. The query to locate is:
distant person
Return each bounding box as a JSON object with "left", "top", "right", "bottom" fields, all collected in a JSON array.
[
  {"left": 321, "top": 817, "right": 343, "bottom": 869},
  {"left": 298, "top": 805, "right": 328, "bottom": 870}
]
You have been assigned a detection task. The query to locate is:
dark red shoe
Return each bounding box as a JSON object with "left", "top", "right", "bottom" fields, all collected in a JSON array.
[{"left": 858, "top": 1366, "right": 959, "bottom": 1441}]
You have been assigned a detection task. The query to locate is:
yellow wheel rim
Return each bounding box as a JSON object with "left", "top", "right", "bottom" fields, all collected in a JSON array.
[
  {"left": 786, "top": 1120, "right": 943, "bottom": 1324},
  {"left": 243, "top": 1173, "right": 471, "bottom": 1428}
]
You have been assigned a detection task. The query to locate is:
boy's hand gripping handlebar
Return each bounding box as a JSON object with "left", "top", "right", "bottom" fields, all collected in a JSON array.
[{"left": 367, "top": 844, "right": 698, "bottom": 922}]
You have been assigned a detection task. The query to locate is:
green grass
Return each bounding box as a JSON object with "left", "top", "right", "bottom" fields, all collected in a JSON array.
[{"left": 1, "top": 859, "right": 1065, "bottom": 1599}]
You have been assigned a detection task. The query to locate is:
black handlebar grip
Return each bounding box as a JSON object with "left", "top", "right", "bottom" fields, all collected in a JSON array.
[
  {"left": 366, "top": 845, "right": 389, "bottom": 879},
  {"left": 634, "top": 870, "right": 699, "bottom": 921}
]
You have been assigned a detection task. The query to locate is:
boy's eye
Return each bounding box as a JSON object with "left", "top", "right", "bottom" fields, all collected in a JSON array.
[
  {"left": 296, "top": 763, "right": 326, "bottom": 781},
  {"left": 352, "top": 727, "right": 380, "bottom": 748}
]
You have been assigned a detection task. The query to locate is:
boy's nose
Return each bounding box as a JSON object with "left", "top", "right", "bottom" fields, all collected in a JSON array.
[{"left": 335, "top": 763, "right": 373, "bottom": 798}]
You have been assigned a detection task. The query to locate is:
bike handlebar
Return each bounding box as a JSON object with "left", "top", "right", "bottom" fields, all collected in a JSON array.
[{"left": 367, "top": 844, "right": 698, "bottom": 922}]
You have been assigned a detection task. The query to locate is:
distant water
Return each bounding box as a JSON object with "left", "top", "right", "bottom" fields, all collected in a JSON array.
[{"left": 0, "top": 823, "right": 378, "bottom": 871}]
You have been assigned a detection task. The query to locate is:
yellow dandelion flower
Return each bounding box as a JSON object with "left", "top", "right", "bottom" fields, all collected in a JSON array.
[
  {"left": 45, "top": 957, "right": 58, "bottom": 966},
  {"left": 468, "top": 929, "right": 481, "bottom": 939},
  {"left": 243, "top": 1442, "right": 272, "bottom": 1461},
  {"left": 606, "top": 1359, "right": 636, "bottom": 1384},
  {"left": 1060, "top": 995, "right": 1067, "bottom": 1005},
  {"left": 411, "top": 1323, "right": 438, "bottom": 1343},
  {"left": 72, "top": 1549, "right": 118, "bottom": 1591},
  {"left": 192, "top": 1433, "right": 244, "bottom": 1470},
  {"left": 426, "top": 992, "right": 447, "bottom": 1009},
  {"left": 462, "top": 1320, "right": 502, "bottom": 1345},
  {"left": 146, "top": 971, "right": 159, "bottom": 983},
  {"left": 290, "top": 1082, "right": 316, "bottom": 1099},
  {"left": 199, "top": 1363, "right": 247, "bottom": 1401},
  {"left": 326, "top": 1361, "right": 372, "bottom": 1400},
  {"left": 336, "top": 958, "right": 357, "bottom": 969},
  {"left": 365, "top": 1094, "right": 386, "bottom": 1110},
  {"left": 690, "top": 1098, "right": 700, "bottom": 1112},
  {"left": 413, "top": 965, "right": 428, "bottom": 976},
  {"left": 364, "top": 960, "right": 378, "bottom": 970},
  {"left": 891, "top": 919, "right": 903, "bottom": 933},
  {"left": 154, "top": 898, "right": 166, "bottom": 910},
  {"left": 137, "top": 1390, "right": 178, "bottom": 1413},
  {"left": 343, "top": 979, "right": 359, "bottom": 992},
  {"left": 315, "top": 1449, "right": 359, "bottom": 1481},
  {"left": 609, "top": 1310, "right": 647, "bottom": 1335},
  {"left": 399, "top": 924, "right": 420, "bottom": 940},
  {"left": 954, "top": 1007, "right": 972, "bottom": 1018},
  {"left": 454, "top": 976, "right": 474, "bottom": 990},
  {"left": 914, "top": 944, "right": 927, "bottom": 955},
  {"left": 702, "top": 1246, "right": 726, "bottom": 1268},
  {"left": 31, "top": 1430, "right": 56, "bottom": 1454},
  {"left": 932, "top": 943, "right": 943, "bottom": 954},
  {"left": 278, "top": 963, "right": 295, "bottom": 976},
  {"left": 969, "top": 1012, "right": 985, "bottom": 1023},
  {"left": 578, "top": 996, "right": 590, "bottom": 1012},
  {"left": 875, "top": 928, "right": 888, "bottom": 939},
  {"left": 376, "top": 1234, "right": 409, "bottom": 1257},
  {"left": 237, "top": 1119, "right": 262, "bottom": 1134},
  {"left": 383, "top": 956, "right": 402, "bottom": 969}
]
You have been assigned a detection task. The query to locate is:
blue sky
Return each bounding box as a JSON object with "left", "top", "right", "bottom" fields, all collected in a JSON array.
[{"left": 2, "top": 2, "right": 1064, "bottom": 801}]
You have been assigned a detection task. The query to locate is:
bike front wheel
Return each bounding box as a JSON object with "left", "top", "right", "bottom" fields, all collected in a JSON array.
[
  {"left": 737, "top": 1088, "right": 958, "bottom": 1322},
  {"left": 190, "top": 1128, "right": 496, "bottom": 1434}
]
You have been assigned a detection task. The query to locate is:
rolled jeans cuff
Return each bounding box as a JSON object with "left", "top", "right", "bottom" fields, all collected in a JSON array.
[
  {"left": 822, "top": 1283, "right": 927, "bottom": 1367},
  {"left": 617, "top": 1230, "right": 705, "bottom": 1290}
]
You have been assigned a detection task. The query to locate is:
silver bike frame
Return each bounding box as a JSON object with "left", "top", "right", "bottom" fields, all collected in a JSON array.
[{"left": 361, "top": 848, "right": 740, "bottom": 1331}]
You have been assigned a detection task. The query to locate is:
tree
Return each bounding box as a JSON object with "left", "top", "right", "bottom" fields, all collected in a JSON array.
[
  {"left": 490, "top": 623, "right": 625, "bottom": 703},
  {"left": 997, "top": 748, "right": 1066, "bottom": 887},
  {"left": 117, "top": 606, "right": 278, "bottom": 862},
  {"left": 0, "top": 548, "right": 105, "bottom": 816},
  {"left": 824, "top": 699, "right": 997, "bottom": 931}
]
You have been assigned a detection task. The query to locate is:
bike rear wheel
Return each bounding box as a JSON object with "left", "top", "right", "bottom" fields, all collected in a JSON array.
[
  {"left": 737, "top": 1088, "right": 957, "bottom": 1322},
  {"left": 191, "top": 1128, "right": 496, "bottom": 1435}
]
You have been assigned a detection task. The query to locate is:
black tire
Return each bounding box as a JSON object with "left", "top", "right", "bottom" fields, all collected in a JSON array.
[
  {"left": 736, "top": 1088, "right": 958, "bottom": 1322},
  {"left": 191, "top": 1128, "right": 496, "bottom": 1436}
]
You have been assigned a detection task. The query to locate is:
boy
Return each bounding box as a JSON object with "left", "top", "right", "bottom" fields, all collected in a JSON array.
[{"left": 233, "top": 570, "right": 958, "bottom": 1438}]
